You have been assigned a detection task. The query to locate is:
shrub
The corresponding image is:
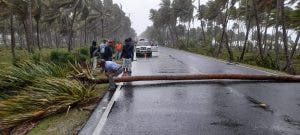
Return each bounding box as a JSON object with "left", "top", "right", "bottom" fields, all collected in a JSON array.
[
  {"left": 31, "top": 53, "right": 41, "bottom": 63},
  {"left": 74, "top": 47, "right": 90, "bottom": 63},
  {"left": 79, "top": 48, "right": 89, "bottom": 56},
  {"left": 50, "top": 50, "right": 74, "bottom": 64}
]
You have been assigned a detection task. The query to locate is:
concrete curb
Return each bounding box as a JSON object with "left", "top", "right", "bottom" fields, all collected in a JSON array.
[
  {"left": 91, "top": 83, "right": 123, "bottom": 135},
  {"left": 79, "top": 75, "right": 124, "bottom": 135},
  {"left": 78, "top": 90, "right": 114, "bottom": 135}
]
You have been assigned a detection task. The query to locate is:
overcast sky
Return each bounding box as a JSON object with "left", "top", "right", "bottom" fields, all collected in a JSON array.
[
  {"left": 113, "top": 0, "right": 208, "bottom": 35},
  {"left": 113, "top": 0, "right": 161, "bottom": 35}
]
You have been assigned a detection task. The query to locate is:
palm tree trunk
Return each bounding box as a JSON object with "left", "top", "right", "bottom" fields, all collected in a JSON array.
[
  {"left": 252, "top": 0, "right": 263, "bottom": 60},
  {"left": 36, "top": 20, "right": 41, "bottom": 50},
  {"left": 217, "top": 2, "right": 229, "bottom": 57},
  {"left": 200, "top": 20, "right": 206, "bottom": 42},
  {"left": 263, "top": 11, "right": 270, "bottom": 54},
  {"left": 168, "top": 26, "right": 175, "bottom": 47},
  {"left": 187, "top": 21, "right": 191, "bottom": 46},
  {"left": 68, "top": 7, "right": 78, "bottom": 52},
  {"left": 79, "top": 74, "right": 300, "bottom": 84},
  {"left": 10, "top": 11, "right": 16, "bottom": 61},
  {"left": 225, "top": 33, "right": 234, "bottom": 62},
  {"left": 2, "top": 19, "right": 7, "bottom": 47},
  {"left": 23, "top": 20, "right": 34, "bottom": 53},
  {"left": 55, "top": 31, "right": 59, "bottom": 48},
  {"left": 240, "top": 9, "right": 250, "bottom": 61},
  {"left": 289, "top": 32, "right": 300, "bottom": 60},
  {"left": 274, "top": 0, "right": 281, "bottom": 69},
  {"left": 17, "top": 26, "right": 24, "bottom": 49},
  {"left": 84, "top": 18, "right": 87, "bottom": 45},
  {"left": 281, "top": 0, "right": 290, "bottom": 71},
  {"left": 23, "top": 1, "right": 35, "bottom": 53},
  {"left": 283, "top": 31, "right": 300, "bottom": 74},
  {"left": 1, "top": 31, "right": 7, "bottom": 47},
  {"left": 240, "top": 0, "right": 251, "bottom": 59}
]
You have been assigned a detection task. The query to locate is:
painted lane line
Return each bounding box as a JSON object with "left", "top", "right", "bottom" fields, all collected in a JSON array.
[
  {"left": 92, "top": 72, "right": 125, "bottom": 135},
  {"left": 92, "top": 83, "right": 123, "bottom": 135}
]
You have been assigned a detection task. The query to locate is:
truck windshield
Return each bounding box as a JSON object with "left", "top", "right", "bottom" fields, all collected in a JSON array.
[{"left": 137, "top": 41, "right": 150, "bottom": 46}]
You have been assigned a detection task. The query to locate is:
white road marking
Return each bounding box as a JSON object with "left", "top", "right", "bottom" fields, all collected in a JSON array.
[{"left": 92, "top": 74, "right": 124, "bottom": 135}]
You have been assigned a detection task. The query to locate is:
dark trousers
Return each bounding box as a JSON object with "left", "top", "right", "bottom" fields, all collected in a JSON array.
[{"left": 108, "top": 68, "right": 124, "bottom": 90}]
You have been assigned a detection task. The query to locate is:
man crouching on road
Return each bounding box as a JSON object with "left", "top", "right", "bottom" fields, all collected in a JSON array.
[{"left": 99, "top": 60, "right": 124, "bottom": 91}]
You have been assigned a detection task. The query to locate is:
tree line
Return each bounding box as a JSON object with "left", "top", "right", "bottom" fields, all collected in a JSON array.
[
  {"left": 141, "top": 0, "right": 300, "bottom": 74},
  {"left": 0, "top": 0, "right": 136, "bottom": 56}
]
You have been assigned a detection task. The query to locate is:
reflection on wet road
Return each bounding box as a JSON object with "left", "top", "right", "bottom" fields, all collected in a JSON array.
[{"left": 101, "top": 47, "right": 300, "bottom": 135}]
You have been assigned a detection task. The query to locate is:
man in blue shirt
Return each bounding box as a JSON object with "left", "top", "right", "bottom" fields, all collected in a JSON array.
[{"left": 100, "top": 60, "right": 124, "bottom": 90}]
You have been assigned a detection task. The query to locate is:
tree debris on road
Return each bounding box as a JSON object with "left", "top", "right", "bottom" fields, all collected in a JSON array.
[{"left": 74, "top": 74, "right": 300, "bottom": 84}]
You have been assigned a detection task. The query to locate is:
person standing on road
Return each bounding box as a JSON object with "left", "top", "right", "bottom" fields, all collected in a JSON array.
[
  {"left": 99, "top": 60, "right": 124, "bottom": 91},
  {"left": 115, "top": 42, "right": 123, "bottom": 60},
  {"left": 99, "top": 39, "right": 107, "bottom": 59},
  {"left": 90, "top": 41, "right": 98, "bottom": 72},
  {"left": 103, "top": 40, "right": 114, "bottom": 61},
  {"left": 121, "top": 38, "right": 134, "bottom": 73}
]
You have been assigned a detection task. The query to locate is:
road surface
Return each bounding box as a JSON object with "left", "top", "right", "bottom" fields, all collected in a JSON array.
[{"left": 100, "top": 47, "right": 300, "bottom": 135}]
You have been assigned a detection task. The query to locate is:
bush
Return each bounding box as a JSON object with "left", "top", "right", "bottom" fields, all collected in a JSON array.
[
  {"left": 31, "top": 53, "right": 42, "bottom": 63},
  {"left": 50, "top": 50, "right": 74, "bottom": 64},
  {"left": 256, "top": 54, "right": 278, "bottom": 70},
  {"left": 75, "top": 48, "right": 90, "bottom": 63},
  {"left": 79, "top": 47, "right": 89, "bottom": 56}
]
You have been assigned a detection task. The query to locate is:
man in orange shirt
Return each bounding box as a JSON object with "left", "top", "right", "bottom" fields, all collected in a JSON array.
[{"left": 115, "top": 42, "right": 123, "bottom": 60}]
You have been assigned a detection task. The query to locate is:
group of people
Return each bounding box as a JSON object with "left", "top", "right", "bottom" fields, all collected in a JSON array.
[{"left": 90, "top": 38, "right": 135, "bottom": 90}]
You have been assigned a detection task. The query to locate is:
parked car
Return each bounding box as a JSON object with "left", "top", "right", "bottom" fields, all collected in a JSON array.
[{"left": 136, "top": 39, "right": 152, "bottom": 57}]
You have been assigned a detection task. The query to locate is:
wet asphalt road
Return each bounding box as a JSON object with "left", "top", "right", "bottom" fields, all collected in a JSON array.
[{"left": 100, "top": 47, "right": 300, "bottom": 135}]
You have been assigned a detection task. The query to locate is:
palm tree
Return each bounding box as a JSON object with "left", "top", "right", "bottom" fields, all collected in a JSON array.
[
  {"left": 197, "top": 3, "right": 207, "bottom": 42},
  {"left": 0, "top": 1, "right": 16, "bottom": 59}
]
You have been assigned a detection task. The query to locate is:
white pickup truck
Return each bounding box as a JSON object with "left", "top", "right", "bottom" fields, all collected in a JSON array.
[{"left": 136, "top": 39, "right": 152, "bottom": 57}]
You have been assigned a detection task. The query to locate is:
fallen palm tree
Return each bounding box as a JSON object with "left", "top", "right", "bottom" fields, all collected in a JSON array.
[
  {"left": 75, "top": 74, "right": 300, "bottom": 84},
  {"left": 0, "top": 62, "right": 97, "bottom": 131}
]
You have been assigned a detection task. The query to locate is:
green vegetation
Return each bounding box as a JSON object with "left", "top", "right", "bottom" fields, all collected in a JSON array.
[
  {"left": 181, "top": 44, "right": 300, "bottom": 72},
  {"left": 142, "top": 0, "right": 300, "bottom": 75},
  {"left": 0, "top": 0, "right": 135, "bottom": 133},
  {"left": 0, "top": 0, "right": 136, "bottom": 54},
  {"left": 27, "top": 108, "right": 91, "bottom": 135},
  {"left": 0, "top": 61, "right": 95, "bottom": 129},
  {"left": 27, "top": 84, "right": 107, "bottom": 135},
  {"left": 0, "top": 47, "right": 107, "bottom": 134}
]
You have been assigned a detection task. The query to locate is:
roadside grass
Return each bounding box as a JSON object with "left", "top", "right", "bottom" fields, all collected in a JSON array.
[
  {"left": 182, "top": 46, "right": 300, "bottom": 75},
  {"left": 0, "top": 47, "right": 68, "bottom": 70},
  {"left": 27, "top": 84, "right": 107, "bottom": 135},
  {"left": 27, "top": 108, "right": 92, "bottom": 135}
]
